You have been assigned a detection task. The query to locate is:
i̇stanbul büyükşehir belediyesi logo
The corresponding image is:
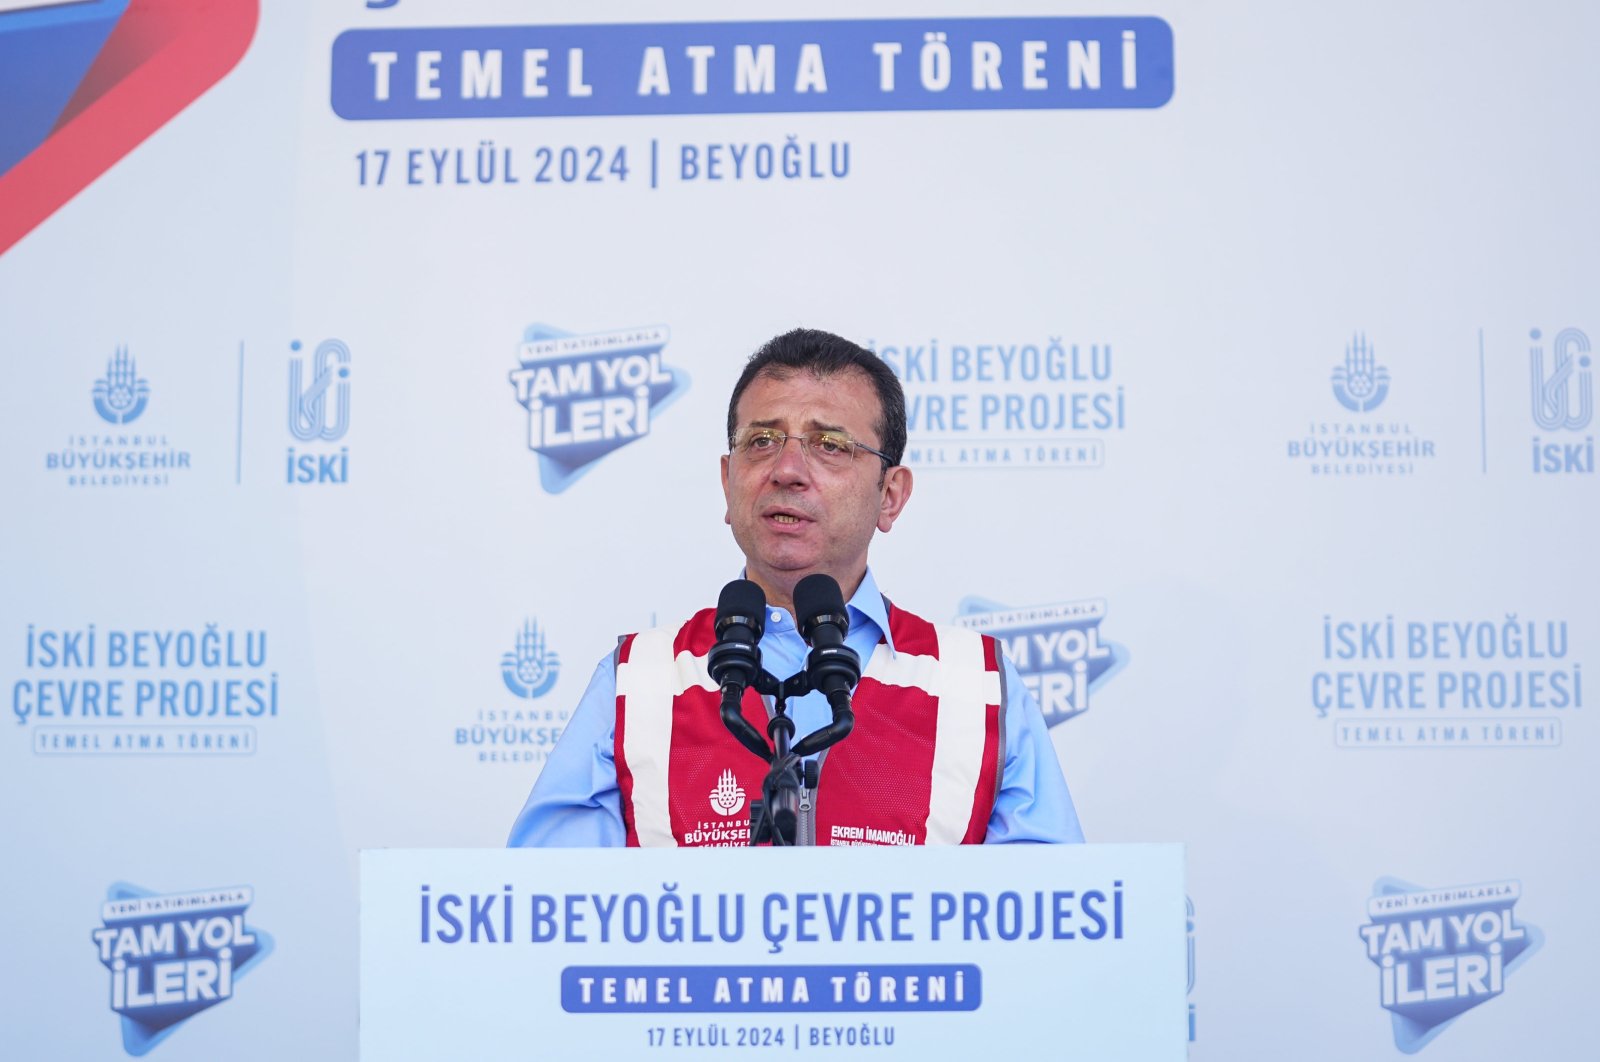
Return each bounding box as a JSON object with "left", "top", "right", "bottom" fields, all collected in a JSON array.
[
  {"left": 501, "top": 617, "right": 559, "bottom": 699},
  {"left": 43, "top": 349, "right": 191, "bottom": 487},
  {"left": 710, "top": 768, "right": 746, "bottom": 817},
  {"left": 1331, "top": 333, "right": 1389, "bottom": 413},
  {"left": 1285, "top": 331, "right": 1435, "bottom": 476},
  {"left": 93, "top": 346, "right": 149, "bottom": 424},
  {"left": 449, "top": 618, "right": 568, "bottom": 764}
]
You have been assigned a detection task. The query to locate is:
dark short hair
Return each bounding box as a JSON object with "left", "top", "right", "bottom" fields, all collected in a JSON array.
[{"left": 726, "top": 328, "right": 907, "bottom": 466}]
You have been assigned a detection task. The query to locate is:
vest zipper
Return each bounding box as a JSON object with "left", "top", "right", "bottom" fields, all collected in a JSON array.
[
  {"left": 800, "top": 752, "right": 826, "bottom": 845},
  {"left": 798, "top": 788, "right": 814, "bottom": 846}
]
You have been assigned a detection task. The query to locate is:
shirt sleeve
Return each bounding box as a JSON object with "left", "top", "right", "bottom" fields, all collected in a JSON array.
[
  {"left": 983, "top": 655, "right": 1086, "bottom": 844},
  {"left": 506, "top": 653, "right": 626, "bottom": 847}
]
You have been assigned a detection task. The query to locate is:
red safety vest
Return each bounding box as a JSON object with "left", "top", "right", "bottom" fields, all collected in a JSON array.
[{"left": 614, "top": 602, "right": 1004, "bottom": 847}]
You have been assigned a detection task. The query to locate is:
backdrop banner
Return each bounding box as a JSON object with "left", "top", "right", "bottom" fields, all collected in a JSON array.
[{"left": 1, "top": 1, "right": 1594, "bottom": 1059}]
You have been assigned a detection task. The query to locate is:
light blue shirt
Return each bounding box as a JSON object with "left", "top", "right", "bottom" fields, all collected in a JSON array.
[{"left": 508, "top": 570, "right": 1084, "bottom": 846}]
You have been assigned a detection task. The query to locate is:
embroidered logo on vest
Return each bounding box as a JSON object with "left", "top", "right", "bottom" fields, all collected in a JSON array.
[{"left": 709, "top": 769, "right": 746, "bottom": 817}]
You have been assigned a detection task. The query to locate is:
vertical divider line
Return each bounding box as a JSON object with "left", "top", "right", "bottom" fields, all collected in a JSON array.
[
  {"left": 236, "top": 342, "right": 245, "bottom": 484},
  {"left": 1478, "top": 329, "right": 1487, "bottom": 474}
]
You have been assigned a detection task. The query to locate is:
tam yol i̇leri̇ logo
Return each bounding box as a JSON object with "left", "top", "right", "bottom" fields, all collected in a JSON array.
[
  {"left": 953, "top": 596, "right": 1127, "bottom": 727},
  {"left": 508, "top": 323, "right": 689, "bottom": 493},
  {"left": 1359, "top": 877, "right": 1541, "bottom": 1053},
  {"left": 91, "top": 882, "right": 272, "bottom": 1056}
]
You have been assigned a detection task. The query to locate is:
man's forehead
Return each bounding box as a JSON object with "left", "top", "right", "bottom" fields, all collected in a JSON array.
[{"left": 734, "top": 366, "right": 879, "bottom": 425}]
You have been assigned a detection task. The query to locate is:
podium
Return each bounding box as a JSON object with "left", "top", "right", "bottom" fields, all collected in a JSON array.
[{"left": 361, "top": 844, "right": 1186, "bottom": 1060}]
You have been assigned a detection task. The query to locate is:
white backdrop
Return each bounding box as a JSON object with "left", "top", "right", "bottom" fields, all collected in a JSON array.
[{"left": 2, "top": 1, "right": 1595, "bottom": 1058}]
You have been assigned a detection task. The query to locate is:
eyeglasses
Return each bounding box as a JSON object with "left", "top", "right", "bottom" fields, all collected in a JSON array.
[{"left": 730, "top": 427, "right": 892, "bottom": 468}]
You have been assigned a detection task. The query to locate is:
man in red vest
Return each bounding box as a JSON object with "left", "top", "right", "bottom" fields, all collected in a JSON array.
[{"left": 510, "top": 328, "right": 1083, "bottom": 847}]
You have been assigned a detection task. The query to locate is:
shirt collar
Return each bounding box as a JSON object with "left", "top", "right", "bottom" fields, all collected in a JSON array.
[
  {"left": 737, "top": 567, "right": 896, "bottom": 655},
  {"left": 847, "top": 567, "right": 895, "bottom": 655}
]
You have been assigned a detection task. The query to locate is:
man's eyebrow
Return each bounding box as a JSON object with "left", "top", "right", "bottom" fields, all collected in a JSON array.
[{"left": 739, "top": 417, "right": 854, "bottom": 435}]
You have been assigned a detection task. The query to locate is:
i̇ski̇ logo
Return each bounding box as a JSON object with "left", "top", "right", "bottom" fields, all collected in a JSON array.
[
  {"left": 1358, "top": 877, "right": 1541, "bottom": 1053},
  {"left": 286, "top": 338, "right": 351, "bottom": 484},
  {"left": 1529, "top": 327, "right": 1594, "bottom": 475},
  {"left": 288, "top": 338, "right": 350, "bottom": 442},
  {"left": 90, "top": 882, "right": 272, "bottom": 1056},
  {"left": 709, "top": 768, "right": 746, "bottom": 817},
  {"left": 954, "top": 596, "right": 1128, "bottom": 727},
  {"left": 501, "top": 618, "right": 559, "bottom": 699},
  {"left": 508, "top": 322, "right": 690, "bottom": 493}
]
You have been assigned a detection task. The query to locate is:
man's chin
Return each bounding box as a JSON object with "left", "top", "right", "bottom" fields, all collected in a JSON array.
[
  {"left": 746, "top": 554, "right": 828, "bottom": 589},
  {"left": 749, "top": 530, "right": 819, "bottom": 565},
  {"left": 755, "top": 555, "right": 821, "bottom": 578}
]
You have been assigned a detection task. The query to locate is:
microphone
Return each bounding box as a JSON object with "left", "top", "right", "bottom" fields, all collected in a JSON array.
[
  {"left": 791, "top": 573, "right": 859, "bottom": 757},
  {"left": 708, "top": 579, "right": 772, "bottom": 762}
]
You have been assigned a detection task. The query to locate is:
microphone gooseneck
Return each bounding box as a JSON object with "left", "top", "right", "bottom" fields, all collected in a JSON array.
[
  {"left": 791, "top": 573, "right": 859, "bottom": 758},
  {"left": 709, "top": 579, "right": 773, "bottom": 763}
]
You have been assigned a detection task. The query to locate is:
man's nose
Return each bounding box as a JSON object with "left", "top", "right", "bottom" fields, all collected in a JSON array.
[{"left": 769, "top": 434, "right": 812, "bottom": 483}]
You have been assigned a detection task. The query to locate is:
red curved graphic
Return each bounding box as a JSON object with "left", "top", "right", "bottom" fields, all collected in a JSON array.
[{"left": 0, "top": 0, "right": 258, "bottom": 257}]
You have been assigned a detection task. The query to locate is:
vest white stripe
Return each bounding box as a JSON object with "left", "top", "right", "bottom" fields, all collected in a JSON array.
[
  {"left": 617, "top": 631, "right": 717, "bottom": 847},
  {"left": 862, "top": 626, "right": 1000, "bottom": 844}
]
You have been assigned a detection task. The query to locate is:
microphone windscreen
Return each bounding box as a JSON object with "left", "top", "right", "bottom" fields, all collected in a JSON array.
[
  {"left": 793, "top": 573, "right": 846, "bottom": 630},
  {"left": 716, "top": 579, "right": 767, "bottom": 638}
]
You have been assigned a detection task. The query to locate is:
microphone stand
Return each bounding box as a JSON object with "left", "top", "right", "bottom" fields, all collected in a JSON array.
[
  {"left": 747, "top": 669, "right": 808, "bottom": 846},
  {"left": 735, "top": 665, "right": 857, "bottom": 847}
]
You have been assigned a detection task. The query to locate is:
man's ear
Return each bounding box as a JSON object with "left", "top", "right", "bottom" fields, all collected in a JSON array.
[
  {"left": 876, "top": 465, "right": 912, "bottom": 532},
  {"left": 720, "top": 453, "right": 732, "bottom": 525}
]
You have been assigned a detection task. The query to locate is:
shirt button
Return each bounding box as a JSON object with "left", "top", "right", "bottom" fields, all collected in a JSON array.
[{"left": 771, "top": 611, "right": 783, "bottom": 623}]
